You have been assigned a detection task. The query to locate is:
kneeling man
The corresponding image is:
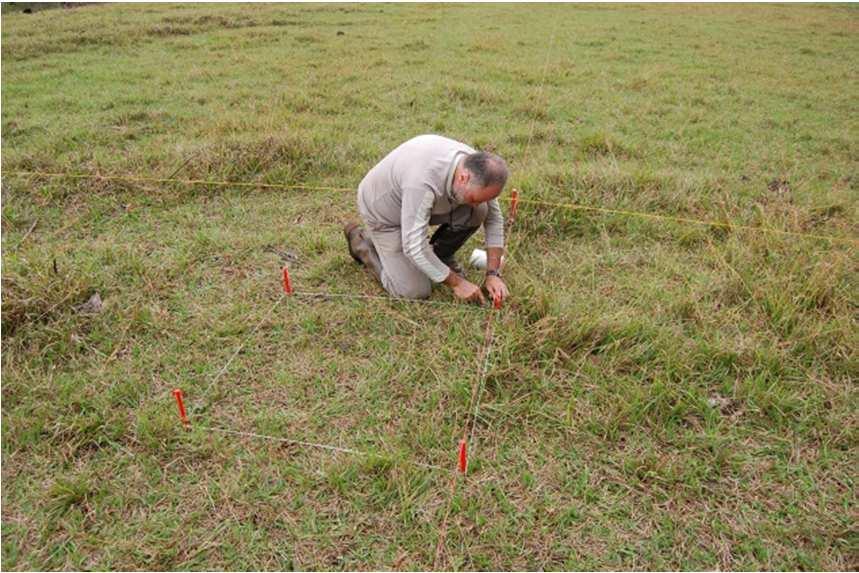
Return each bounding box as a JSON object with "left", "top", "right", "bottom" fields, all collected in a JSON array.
[{"left": 345, "top": 134, "right": 510, "bottom": 304}]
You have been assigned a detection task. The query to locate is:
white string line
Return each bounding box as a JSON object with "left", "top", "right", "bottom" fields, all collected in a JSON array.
[
  {"left": 200, "top": 288, "right": 483, "bottom": 409},
  {"left": 197, "top": 294, "right": 286, "bottom": 404},
  {"left": 291, "top": 290, "right": 488, "bottom": 310},
  {"left": 460, "top": 14, "right": 560, "bottom": 466},
  {"left": 189, "top": 285, "right": 483, "bottom": 472},
  {"left": 205, "top": 427, "right": 446, "bottom": 472},
  {"left": 468, "top": 316, "right": 498, "bottom": 451},
  {"left": 518, "top": 24, "right": 561, "bottom": 168},
  {"left": 293, "top": 290, "right": 492, "bottom": 310},
  {"left": 202, "top": 288, "right": 483, "bottom": 404},
  {"left": 504, "top": 21, "right": 560, "bottom": 273}
]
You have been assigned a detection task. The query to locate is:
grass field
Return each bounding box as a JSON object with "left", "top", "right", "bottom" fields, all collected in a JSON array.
[{"left": 2, "top": 3, "right": 857, "bottom": 570}]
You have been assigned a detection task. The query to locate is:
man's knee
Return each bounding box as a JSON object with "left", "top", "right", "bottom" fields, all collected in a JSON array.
[{"left": 385, "top": 277, "right": 432, "bottom": 300}]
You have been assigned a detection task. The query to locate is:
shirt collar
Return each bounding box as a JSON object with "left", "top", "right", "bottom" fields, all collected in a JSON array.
[{"left": 445, "top": 151, "right": 467, "bottom": 203}]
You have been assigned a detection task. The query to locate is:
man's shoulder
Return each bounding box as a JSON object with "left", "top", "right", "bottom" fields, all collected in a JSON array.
[
  {"left": 408, "top": 133, "right": 458, "bottom": 145},
  {"left": 385, "top": 135, "right": 474, "bottom": 196},
  {"left": 404, "top": 133, "right": 473, "bottom": 152}
]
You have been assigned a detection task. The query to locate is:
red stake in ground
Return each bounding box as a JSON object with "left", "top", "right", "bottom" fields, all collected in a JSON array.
[
  {"left": 509, "top": 189, "right": 519, "bottom": 223},
  {"left": 458, "top": 439, "right": 468, "bottom": 474},
  {"left": 173, "top": 389, "right": 190, "bottom": 429},
  {"left": 282, "top": 266, "right": 294, "bottom": 295},
  {"left": 493, "top": 293, "right": 502, "bottom": 310}
]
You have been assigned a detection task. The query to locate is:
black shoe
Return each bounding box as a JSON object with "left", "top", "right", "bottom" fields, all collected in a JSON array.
[
  {"left": 344, "top": 222, "right": 364, "bottom": 264},
  {"left": 344, "top": 222, "right": 384, "bottom": 280}
]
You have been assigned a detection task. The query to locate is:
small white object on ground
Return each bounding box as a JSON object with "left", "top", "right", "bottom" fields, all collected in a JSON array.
[
  {"left": 470, "top": 248, "right": 487, "bottom": 269},
  {"left": 469, "top": 249, "right": 504, "bottom": 270},
  {"left": 76, "top": 292, "right": 104, "bottom": 314}
]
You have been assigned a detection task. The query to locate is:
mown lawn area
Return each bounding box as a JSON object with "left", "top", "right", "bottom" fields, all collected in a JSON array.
[{"left": 1, "top": 3, "right": 856, "bottom": 570}]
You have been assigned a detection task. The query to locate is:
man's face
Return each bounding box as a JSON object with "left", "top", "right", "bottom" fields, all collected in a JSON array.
[{"left": 452, "top": 172, "right": 503, "bottom": 206}]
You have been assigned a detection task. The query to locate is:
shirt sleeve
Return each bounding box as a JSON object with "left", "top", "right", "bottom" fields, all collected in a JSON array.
[
  {"left": 401, "top": 186, "right": 451, "bottom": 283},
  {"left": 483, "top": 198, "right": 505, "bottom": 248}
]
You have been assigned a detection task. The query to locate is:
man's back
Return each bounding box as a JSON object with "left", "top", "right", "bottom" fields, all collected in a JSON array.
[{"left": 357, "top": 134, "right": 475, "bottom": 230}]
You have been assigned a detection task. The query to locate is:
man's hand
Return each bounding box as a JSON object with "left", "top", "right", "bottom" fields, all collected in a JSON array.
[
  {"left": 453, "top": 280, "right": 486, "bottom": 304},
  {"left": 444, "top": 270, "right": 486, "bottom": 304},
  {"left": 484, "top": 275, "right": 509, "bottom": 303}
]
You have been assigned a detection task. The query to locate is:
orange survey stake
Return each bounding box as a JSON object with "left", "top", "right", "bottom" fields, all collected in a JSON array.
[
  {"left": 493, "top": 293, "right": 502, "bottom": 310},
  {"left": 173, "top": 389, "right": 190, "bottom": 429},
  {"left": 282, "top": 266, "right": 294, "bottom": 295},
  {"left": 509, "top": 189, "right": 519, "bottom": 222},
  {"left": 458, "top": 439, "right": 468, "bottom": 474}
]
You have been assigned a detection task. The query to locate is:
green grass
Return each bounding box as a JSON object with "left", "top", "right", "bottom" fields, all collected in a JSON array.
[{"left": 2, "top": 3, "right": 857, "bottom": 570}]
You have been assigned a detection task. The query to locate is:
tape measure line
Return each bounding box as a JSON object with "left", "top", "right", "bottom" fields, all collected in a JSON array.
[
  {"left": 506, "top": 197, "right": 857, "bottom": 246},
  {"left": 6, "top": 170, "right": 853, "bottom": 246},
  {"left": 5, "top": 170, "right": 354, "bottom": 193}
]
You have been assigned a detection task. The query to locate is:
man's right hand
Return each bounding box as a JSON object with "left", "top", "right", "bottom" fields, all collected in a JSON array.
[
  {"left": 444, "top": 271, "right": 486, "bottom": 304},
  {"left": 453, "top": 279, "right": 485, "bottom": 304}
]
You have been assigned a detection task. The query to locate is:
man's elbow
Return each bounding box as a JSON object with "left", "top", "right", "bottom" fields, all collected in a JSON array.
[{"left": 403, "top": 243, "right": 422, "bottom": 266}]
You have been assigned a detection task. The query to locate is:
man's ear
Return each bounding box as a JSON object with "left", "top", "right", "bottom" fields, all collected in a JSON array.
[{"left": 458, "top": 169, "right": 470, "bottom": 185}]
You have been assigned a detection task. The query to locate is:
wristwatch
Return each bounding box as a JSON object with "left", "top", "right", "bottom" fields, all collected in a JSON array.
[{"left": 485, "top": 269, "right": 502, "bottom": 278}]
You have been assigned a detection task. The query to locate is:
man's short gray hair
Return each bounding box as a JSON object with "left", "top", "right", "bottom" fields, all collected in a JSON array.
[{"left": 463, "top": 151, "right": 508, "bottom": 188}]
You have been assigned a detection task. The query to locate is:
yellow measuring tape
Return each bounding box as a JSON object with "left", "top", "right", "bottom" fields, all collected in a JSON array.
[
  {"left": 6, "top": 170, "right": 855, "bottom": 246},
  {"left": 513, "top": 197, "right": 857, "bottom": 246},
  {"left": 5, "top": 170, "right": 353, "bottom": 193}
]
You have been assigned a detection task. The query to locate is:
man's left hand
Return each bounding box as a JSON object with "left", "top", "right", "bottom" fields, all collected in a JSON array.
[{"left": 484, "top": 275, "right": 509, "bottom": 303}]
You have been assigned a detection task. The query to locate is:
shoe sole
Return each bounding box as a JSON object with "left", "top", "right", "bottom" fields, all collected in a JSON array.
[{"left": 344, "top": 224, "right": 364, "bottom": 264}]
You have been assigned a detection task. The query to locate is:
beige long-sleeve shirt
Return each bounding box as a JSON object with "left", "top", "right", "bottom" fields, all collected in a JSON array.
[{"left": 357, "top": 134, "right": 505, "bottom": 283}]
